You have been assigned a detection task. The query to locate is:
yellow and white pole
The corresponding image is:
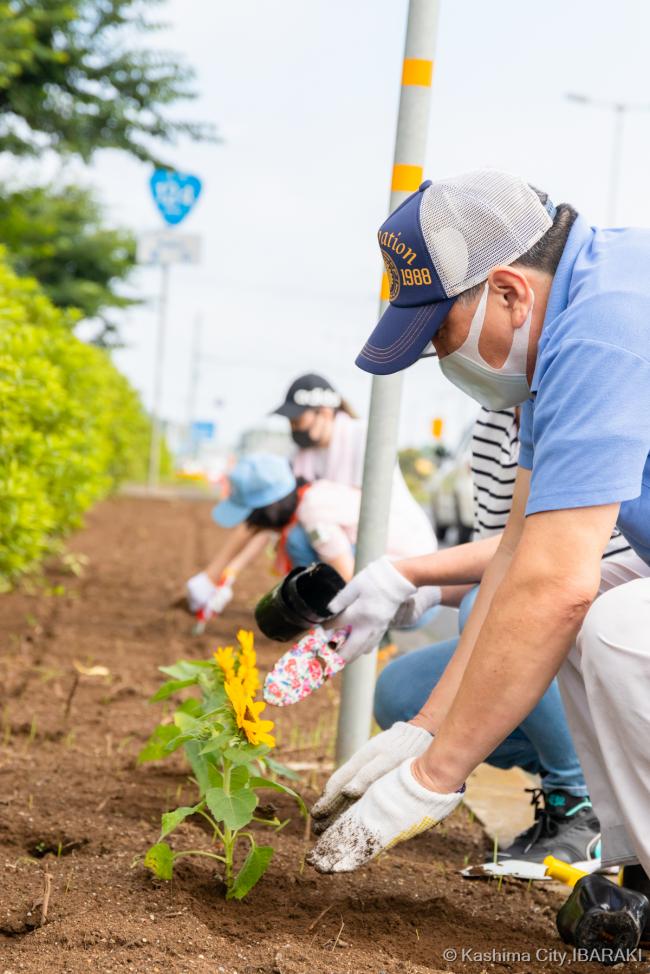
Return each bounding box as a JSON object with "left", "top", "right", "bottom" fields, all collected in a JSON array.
[{"left": 336, "top": 0, "right": 442, "bottom": 763}]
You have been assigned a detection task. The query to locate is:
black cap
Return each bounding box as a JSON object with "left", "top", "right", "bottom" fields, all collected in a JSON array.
[{"left": 272, "top": 373, "right": 342, "bottom": 419}]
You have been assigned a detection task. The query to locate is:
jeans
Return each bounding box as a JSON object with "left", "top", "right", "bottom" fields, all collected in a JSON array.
[
  {"left": 374, "top": 587, "right": 588, "bottom": 796},
  {"left": 284, "top": 524, "right": 319, "bottom": 567}
]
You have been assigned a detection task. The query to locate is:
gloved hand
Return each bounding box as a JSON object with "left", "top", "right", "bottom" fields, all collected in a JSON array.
[
  {"left": 307, "top": 758, "right": 463, "bottom": 873},
  {"left": 203, "top": 581, "right": 234, "bottom": 617},
  {"left": 328, "top": 556, "right": 416, "bottom": 663},
  {"left": 311, "top": 721, "right": 431, "bottom": 835},
  {"left": 390, "top": 585, "right": 442, "bottom": 629},
  {"left": 187, "top": 571, "right": 216, "bottom": 613}
]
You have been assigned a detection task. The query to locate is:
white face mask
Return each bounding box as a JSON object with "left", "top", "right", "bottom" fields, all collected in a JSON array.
[{"left": 439, "top": 282, "right": 534, "bottom": 409}]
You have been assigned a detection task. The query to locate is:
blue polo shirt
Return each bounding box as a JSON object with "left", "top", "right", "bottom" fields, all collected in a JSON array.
[{"left": 519, "top": 215, "right": 650, "bottom": 565}]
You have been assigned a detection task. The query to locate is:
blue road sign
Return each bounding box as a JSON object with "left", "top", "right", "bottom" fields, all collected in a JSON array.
[
  {"left": 150, "top": 170, "right": 202, "bottom": 226},
  {"left": 191, "top": 421, "right": 216, "bottom": 441}
]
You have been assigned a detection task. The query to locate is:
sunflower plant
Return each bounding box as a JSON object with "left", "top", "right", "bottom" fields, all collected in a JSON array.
[{"left": 137, "top": 630, "right": 305, "bottom": 899}]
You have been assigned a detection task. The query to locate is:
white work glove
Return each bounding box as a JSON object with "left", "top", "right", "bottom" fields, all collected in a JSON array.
[
  {"left": 307, "top": 757, "right": 464, "bottom": 873},
  {"left": 187, "top": 571, "right": 216, "bottom": 613},
  {"left": 204, "top": 581, "right": 233, "bottom": 617},
  {"left": 390, "top": 585, "right": 442, "bottom": 629},
  {"left": 328, "top": 556, "right": 417, "bottom": 663},
  {"left": 311, "top": 721, "right": 431, "bottom": 835},
  {"left": 187, "top": 571, "right": 234, "bottom": 615}
]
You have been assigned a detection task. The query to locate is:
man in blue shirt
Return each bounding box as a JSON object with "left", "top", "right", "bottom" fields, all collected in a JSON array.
[{"left": 307, "top": 172, "right": 650, "bottom": 923}]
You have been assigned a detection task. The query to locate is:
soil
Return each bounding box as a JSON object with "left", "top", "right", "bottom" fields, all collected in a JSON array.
[{"left": 0, "top": 496, "right": 641, "bottom": 974}]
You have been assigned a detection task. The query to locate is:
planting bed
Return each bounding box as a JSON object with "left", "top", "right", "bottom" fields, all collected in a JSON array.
[{"left": 0, "top": 497, "right": 630, "bottom": 973}]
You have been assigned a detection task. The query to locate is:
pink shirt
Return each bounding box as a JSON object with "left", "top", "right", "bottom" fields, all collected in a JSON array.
[
  {"left": 292, "top": 412, "right": 366, "bottom": 487},
  {"left": 296, "top": 479, "right": 436, "bottom": 562},
  {"left": 292, "top": 412, "right": 437, "bottom": 560}
]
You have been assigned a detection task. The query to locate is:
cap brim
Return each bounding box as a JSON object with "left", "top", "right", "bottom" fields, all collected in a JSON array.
[
  {"left": 271, "top": 401, "right": 308, "bottom": 419},
  {"left": 212, "top": 498, "right": 252, "bottom": 528},
  {"left": 355, "top": 298, "right": 456, "bottom": 375}
]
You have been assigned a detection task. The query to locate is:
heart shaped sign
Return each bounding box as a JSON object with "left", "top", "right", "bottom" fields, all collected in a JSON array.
[{"left": 150, "top": 169, "right": 202, "bottom": 226}]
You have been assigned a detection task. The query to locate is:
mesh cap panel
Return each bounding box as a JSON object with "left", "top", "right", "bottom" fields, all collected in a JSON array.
[{"left": 418, "top": 170, "right": 554, "bottom": 297}]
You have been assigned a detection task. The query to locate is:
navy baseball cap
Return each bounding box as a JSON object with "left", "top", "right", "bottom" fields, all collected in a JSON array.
[{"left": 356, "top": 170, "right": 556, "bottom": 375}]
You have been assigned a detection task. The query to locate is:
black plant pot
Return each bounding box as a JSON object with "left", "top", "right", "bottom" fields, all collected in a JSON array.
[
  {"left": 254, "top": 562, "right": 346, "bottom": 642},
  {"left": 556, "top": 873, "right": 649, "bottom": 964}
]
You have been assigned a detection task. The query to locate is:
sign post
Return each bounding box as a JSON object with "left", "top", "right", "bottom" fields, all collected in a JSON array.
[
  {"left": 335, "top": 0, "right": 442, "bottom": 764},
  {"left": 141, "top": 169, "right": 202, "bottom": 488}
]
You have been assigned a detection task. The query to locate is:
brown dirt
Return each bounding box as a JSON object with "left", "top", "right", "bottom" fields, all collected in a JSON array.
[{"left": 0, "top": 497, "right": 638, "bottom": 974}]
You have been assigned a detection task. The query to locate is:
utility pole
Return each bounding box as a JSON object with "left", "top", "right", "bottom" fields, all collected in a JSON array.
[
  {"left": 335, "top": 0, "right": 442, "bottom": 764},
  {"left": 566, "top": 93, "right": 650, "bottom": 225},
  {"left": 187, "top": 314, "right": 202, "bottom": 458},
  {"left": 148, "top": 263, "right": 171, "bottom": 488}
]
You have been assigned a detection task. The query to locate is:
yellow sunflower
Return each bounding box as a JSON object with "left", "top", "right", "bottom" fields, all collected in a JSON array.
[
  {"left": 237, "top": 629, "right": 255, "bottom": 661},
  {"left": 237, "top": 658, "right": 260, "bottom": 697},
  {"left": 225, "top": 675, "right": 275, "bottom": 749},
  {"left": 224, "top": 674, "right": 248, "bottom": 726},
  {"left": 241, "top": 699, "right": 275, "bottom": 748},
  {"left": 214, "top": 645, "right": 236, "bottom": 680}
]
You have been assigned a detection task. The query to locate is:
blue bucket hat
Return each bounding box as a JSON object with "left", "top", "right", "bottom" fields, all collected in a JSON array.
[{"left": 212, "top": 453, "right": 297, "bottom": 528}]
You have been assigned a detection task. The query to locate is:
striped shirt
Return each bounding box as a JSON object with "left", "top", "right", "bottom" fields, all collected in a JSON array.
[{"left": 471, "top": 407, "right": 631, "bottom": 559}]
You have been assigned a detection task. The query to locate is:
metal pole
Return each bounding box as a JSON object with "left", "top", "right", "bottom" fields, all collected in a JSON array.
[
  {"left": 148, "top": 262, "right": 171, "bottom": 488},
  {"left": 608, "top": 104, "right": 625, "bottom": 226},
  {"left": 335, "top": 0, "right": 442, "bottom": 763},
  {"left": 187, "top": 313, "right": 202, "bottom": 458}
]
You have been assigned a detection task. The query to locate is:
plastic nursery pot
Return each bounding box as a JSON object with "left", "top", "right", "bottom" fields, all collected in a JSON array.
[
  {"left": 254, "top": 562, "right": 346, "bottom": 642},
  {"left": 556, "top": 873, "right": 650, "bottom": 959}
]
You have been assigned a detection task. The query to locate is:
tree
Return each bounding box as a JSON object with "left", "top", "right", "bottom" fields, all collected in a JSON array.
[
  {"left": 0, "top": 183, "right": 138, "bottom": 345},
  {"left": 0, "top": 0, "right": 214, "bottom": 163}
]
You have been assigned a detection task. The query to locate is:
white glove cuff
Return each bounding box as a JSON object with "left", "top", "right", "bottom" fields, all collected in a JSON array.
[
  {"left": 420, "top": 585, "right": 442, "bottom": 610},
  {"left": 371, "top": 556, "right": 417, "bottom": 601},
  {"left": 399, "top": 757, "right": 465, "bottom": 803},
  {"left": 392, "top": 721, "right": 433, "bottom": 754}
]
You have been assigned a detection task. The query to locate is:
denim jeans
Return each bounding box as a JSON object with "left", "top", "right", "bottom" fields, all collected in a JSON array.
[
  {"left": 284, "top": 524, "right": 320, "bottom": 567},
  {"left": 374, "top": 587, "right": 588, "bottom": 796}
]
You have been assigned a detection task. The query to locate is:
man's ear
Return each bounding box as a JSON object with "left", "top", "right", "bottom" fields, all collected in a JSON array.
[{"left": 487, "top": 267, "right": 531, "bottom": 326}]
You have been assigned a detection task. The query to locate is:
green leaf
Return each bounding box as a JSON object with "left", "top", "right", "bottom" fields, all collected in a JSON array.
[
  {"left": 228, "top": 845, "right": 274, "bottom": 900},
  {"left": 230, "top": 765, "right": 250, "bottom": 790},
  {"left": 143, "top": 842, "right": 174, "bottom": 881},
  {"left": 184, "top": 741, "right": 222, "bottom": 795},
  {"left": 205, "top": 785, "right": 257, "bottom": 831},
  {"left": 198, "top": 731, "right": 231, "bottom": 756},
  {"left": 249, "top": 777, "right": 308, "bottom": 817},
  {"left": 176, "top": 698, "right": 203, "bottom": 717},
  {"left": 159, "top": 660, "right": 213, "bottom": 680},
  {"left": 138, "top": 723, "right": 182, "bottom": 763},
  {"left": 173, "top": 711, "right": 203, "bottom": 734},
  {"left": 150, "top": 678, "right": 198, "bottom": 702},
  {"left": 224, "top": 743, "right": 270, "bottom": 766},
  {"left": 160, "top": 803, "right": 202, "bottom": 839},
  {"left": 262, "top": 755, "right": 301, "bottom": 781}
]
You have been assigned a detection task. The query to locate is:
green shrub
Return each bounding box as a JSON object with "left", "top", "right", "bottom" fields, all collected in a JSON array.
[{"left": 0, "top": 255, "right": 151, "bottom": 584}]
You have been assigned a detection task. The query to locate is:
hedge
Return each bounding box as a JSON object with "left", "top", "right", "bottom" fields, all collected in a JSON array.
[{"left": 0, "top": 255, "right": 151, "bottom": 585}]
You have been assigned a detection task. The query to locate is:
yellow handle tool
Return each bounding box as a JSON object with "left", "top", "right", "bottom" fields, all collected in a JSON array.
[{"left": 544, "top": 855, "right": 589, "bottom": 887}]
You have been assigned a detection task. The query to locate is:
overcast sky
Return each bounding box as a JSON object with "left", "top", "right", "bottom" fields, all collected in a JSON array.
[{"left": 69, "top": 0, "right": 650, "bottom": 447}]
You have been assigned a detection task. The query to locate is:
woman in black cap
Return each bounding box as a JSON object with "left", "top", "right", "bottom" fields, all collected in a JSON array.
[
  {"left": 272, "top": 372, "right": 435, "bottom": 568},
  {"left": 272, "top": 373, "right": 364, "bottom": 489}
]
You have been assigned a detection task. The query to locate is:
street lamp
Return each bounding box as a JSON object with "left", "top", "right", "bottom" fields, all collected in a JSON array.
[{"left": 566, "top": 93, "right": 650, "bottom": 225}]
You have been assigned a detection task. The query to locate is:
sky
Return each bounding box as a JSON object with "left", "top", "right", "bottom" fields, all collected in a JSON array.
[{"left": 57, "top": 0, "right": 650, "bottom": 449}]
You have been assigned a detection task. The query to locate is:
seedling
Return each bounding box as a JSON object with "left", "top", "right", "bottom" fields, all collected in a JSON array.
[{"left": 137, "top": 630, "right": 306, "bottom": 899}]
